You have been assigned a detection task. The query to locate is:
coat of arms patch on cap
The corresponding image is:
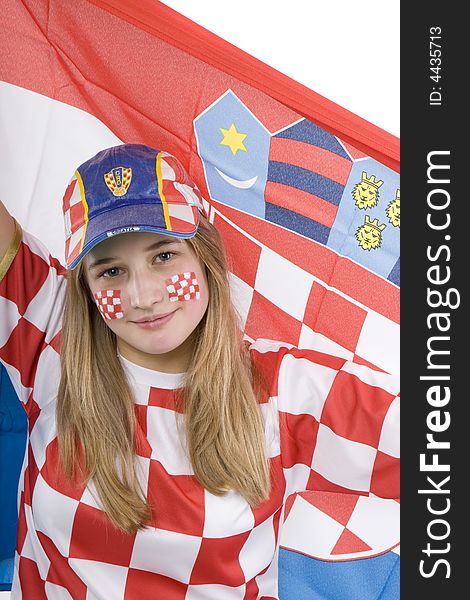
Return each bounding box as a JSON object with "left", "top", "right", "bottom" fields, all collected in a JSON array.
[{"left": 104, "top": 166, "right": 132, "bottom": 196}]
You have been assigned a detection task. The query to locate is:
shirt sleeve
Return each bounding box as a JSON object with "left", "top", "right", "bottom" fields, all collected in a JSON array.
[
  {"left": 0, "top": 220, "right": 66, "bottom": 413},
  {"left": 274, "top": 346, "right": 399, "bottom": 500}
]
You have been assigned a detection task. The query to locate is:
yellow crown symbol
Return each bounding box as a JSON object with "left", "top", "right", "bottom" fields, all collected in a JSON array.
[
  {"left": 361, "top": 171, "right": 384, "bottom": 189},
  {"left": 365, "top": 215, "right": 386, "bottom": 231}
]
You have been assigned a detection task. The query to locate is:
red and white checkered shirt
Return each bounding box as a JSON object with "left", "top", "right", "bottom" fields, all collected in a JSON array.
[{"left": 0, "top": 228, "right": 400, "bottom": 599}]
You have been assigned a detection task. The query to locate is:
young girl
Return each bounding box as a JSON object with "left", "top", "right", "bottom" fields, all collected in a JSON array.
[{"left": 0, "top": 144, "right": 399, "bottom": 599}]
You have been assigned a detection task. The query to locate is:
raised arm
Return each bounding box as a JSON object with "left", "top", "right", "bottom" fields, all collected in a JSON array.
[
  {"left": 0, "top": 202, "right": 67, "bottom": 411},
  {"left": 0, "top": 201, "right": 16, "bottom": 265}
]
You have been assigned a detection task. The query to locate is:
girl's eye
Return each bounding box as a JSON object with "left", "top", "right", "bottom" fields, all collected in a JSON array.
[
  {"left": 154, "top": 252, "right": 174, "bottom": 263},
  {"left": 100, "top": 267, "right": 122, "bottom": 278}
]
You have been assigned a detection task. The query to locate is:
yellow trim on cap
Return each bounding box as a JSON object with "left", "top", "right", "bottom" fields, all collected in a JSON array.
[
  {"left": 0, "top": 218, "right": 23, "bottom": 283},
  {"left": 156, "top": 152, "right": 172, "bottom": 231},
  {"left": 75, "top": 169, "right": 89, "bottom": 252}
]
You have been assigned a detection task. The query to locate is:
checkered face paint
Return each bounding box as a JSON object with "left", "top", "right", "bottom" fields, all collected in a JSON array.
[
  {"left": 165, "top": 272, "right": 200, "bottom": 302},
  {"left": 94, "top": 289, "right": 124, "bottom": 319}
]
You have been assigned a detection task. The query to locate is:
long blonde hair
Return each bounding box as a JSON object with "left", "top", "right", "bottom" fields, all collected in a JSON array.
[{"left": 57, "top": 216, "right": 270, "bottom": 533}]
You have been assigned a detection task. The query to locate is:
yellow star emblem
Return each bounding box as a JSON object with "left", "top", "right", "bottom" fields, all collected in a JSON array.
[{"left": 219, "top": 123, "right": 248, "bottom": 156}]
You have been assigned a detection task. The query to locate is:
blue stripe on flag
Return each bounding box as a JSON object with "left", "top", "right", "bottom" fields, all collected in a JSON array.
[
  {"left": 265, "top": 203, "right": 331, "bottom": 244},
  {"left": 388, "top": 258, "right": 400, "bottom": 286},
  {"left": 275, "top": 119, "right": 350, "bottom": 159},
  {"left": 267, "top": 161, "right": 344, "bottom": 206}
]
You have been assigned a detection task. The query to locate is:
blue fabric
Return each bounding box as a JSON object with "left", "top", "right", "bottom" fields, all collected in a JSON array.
[
  {"left": 0, "top": 364, "right": 27, "bottom": 590},
  {"left": 0, "top": 558, "right": 15, "bottom": 590},
  {"left": 278, "top": 548, "right": 400, "bottom": 600}
]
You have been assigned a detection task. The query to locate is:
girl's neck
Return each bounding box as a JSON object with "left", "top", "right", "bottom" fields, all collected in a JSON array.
[{"left": 117, "top": 333, "right": 195, "bottom": 373}]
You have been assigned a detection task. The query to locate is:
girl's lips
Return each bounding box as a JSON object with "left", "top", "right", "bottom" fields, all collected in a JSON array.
[{"left": 132, "top": 310, "right": 177, "bottom": 329}]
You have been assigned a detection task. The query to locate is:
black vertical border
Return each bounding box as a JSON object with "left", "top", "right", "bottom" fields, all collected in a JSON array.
[{"left": 401, "top": 4, "right": 464, "bottom": 598}]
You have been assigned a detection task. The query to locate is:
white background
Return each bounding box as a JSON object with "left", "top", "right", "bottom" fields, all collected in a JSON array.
[
  {"left": 159, "top": 0, "right": 400, "bottom": 137},
  {"left": 0, "top": 1, "right": 398, "bottom": 597}
]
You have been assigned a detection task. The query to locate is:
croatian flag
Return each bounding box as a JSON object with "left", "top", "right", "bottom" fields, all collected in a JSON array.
[{"left": 0, "top": 0, "right": 399, "bottom": 597}]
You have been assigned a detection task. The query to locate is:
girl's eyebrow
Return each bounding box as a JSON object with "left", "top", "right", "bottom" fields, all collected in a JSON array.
[
  {"left": 87, "top": 239, "right": 182, "bottom": 270},
  {"left": 142, "top": 238, "right": 182, "bottom": 253}
]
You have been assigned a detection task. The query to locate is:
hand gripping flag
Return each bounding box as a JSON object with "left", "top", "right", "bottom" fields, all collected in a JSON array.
[{"left": 0, "top": 1, "right": 399, "bottom": 597}]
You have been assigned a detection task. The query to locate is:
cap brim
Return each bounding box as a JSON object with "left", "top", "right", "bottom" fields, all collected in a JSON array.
[{"left": 67, "top": 202, "right": 199, "bottom": 269}]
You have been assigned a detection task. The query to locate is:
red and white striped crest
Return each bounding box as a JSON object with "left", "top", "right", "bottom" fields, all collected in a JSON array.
[
  {"left": 158, "top": 152, "right": 206, "bottom": 234},
  {"left": 63, "top": 174, "right": 87, "bottom": 267}
]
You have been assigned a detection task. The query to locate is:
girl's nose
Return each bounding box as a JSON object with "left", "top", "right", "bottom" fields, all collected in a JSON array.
[{"left": 127, "top": 271, "right": 166, "bottom": 309}]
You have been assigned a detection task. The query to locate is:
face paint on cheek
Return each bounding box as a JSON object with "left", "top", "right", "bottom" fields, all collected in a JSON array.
[
  {"left": 94, "top": 289, "right": 124, "bottom": 320},
  {"left": 165, "top": 272, "right": 201, "bottom": 302}
]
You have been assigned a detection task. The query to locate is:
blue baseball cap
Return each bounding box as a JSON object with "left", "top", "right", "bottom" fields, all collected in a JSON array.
[{"left": 63, "top": 144, "right": 206, "bottom": 269}]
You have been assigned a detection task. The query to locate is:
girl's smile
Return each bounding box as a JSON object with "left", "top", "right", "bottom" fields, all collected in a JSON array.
[{"left": 131, "top": 308, "right": 178, "bottom": 328}]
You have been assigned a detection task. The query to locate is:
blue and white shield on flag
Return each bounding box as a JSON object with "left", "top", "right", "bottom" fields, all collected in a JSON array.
[{"left": 194, "top": 90, "right": 270, "bottom": 218}]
